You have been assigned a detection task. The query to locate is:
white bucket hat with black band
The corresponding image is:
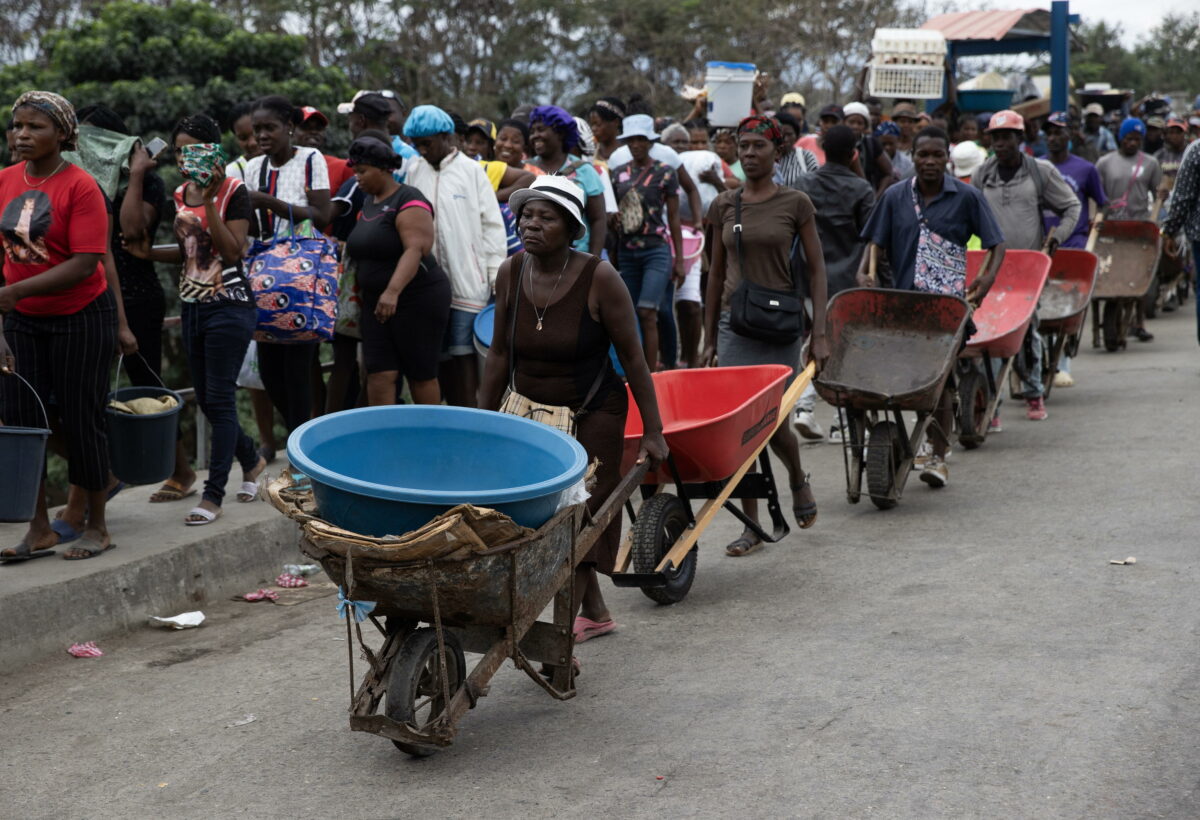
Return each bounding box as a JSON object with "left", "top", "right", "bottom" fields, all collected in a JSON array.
[
  {"left": 616, "top": 114, "right": 660, "bottom": 142},
  {"left": 509, "top": 176, "right": 589, "bottom": 241}
]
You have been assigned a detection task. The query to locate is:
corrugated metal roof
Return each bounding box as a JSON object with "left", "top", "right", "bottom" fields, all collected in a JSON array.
[{"left": 922, "top": 9, "right": 1051, "bottom": 41}]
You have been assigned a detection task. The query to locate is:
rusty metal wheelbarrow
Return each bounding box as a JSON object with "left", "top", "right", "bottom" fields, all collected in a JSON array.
[
  {"left": 815, "top": 287, "right": 972, "bottom": 509},
  {"left": 299, "top": 463, "right": 647, "bottom": 757}
]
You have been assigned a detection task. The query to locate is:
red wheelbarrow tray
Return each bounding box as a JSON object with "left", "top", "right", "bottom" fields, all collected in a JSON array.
[
  {"left": 1039, "top": 248, "right": 1098, "bottom": 337},
  {"left": 961, "top": 249, "right": 1050, "bottom": 359},
  {"left": 622, "top": 364, "right": 792, "bottom": 483},
  {"left": 1091, "top": 220, "right": 1161, "bottom": 300},
  {"left": 814, "top": 288, "right": 971, "bottom": 413}
]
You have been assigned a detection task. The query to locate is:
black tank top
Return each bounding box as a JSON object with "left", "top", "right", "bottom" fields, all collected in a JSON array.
[{"left": 510, "top": 252, "right": 621, "bottom": 410}]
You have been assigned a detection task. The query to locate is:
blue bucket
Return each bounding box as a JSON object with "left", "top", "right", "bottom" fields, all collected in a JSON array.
[
  {"left": 287, "top": 405, "right": 588, "bottom": 537},
  {"left": 0, "top": 372, "right": 50, "bottom": 522}
]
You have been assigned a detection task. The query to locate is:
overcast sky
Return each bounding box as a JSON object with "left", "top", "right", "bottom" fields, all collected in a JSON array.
[{"left": 985, "top": 0, "right": 1189, "bottom": 43}]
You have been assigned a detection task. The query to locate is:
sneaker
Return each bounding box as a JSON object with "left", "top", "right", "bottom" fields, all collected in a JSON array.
[
  {"left": 989, "top": 414, "right": 1003, "bottom": 433},
  {"left": 1026, "top": 397, "right": 1048, "bottom": 421},
  {"left": 1132, "top": 327, "right": 1154, "bottom": 342},
  {"left": 1052, "top": 371, "right": 1074, "bottom": 388},
  {"left": 793, "top": 408, "right": 824, "bottom": 440},
  {"left": 828, "top": 425, "right": 844, "bottom": 444},
  {"left": 914, "top": 440, "right": 932, "bottom": 471},
  {"left": 919, "top": 455, "right": 948, "bottom": 488}
]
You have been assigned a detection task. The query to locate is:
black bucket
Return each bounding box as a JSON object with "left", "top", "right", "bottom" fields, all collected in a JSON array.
[
  {"left": 106, "top": 356, "right": 182, "bottom": 485},
  {"left": 0, "top": 371, "right": 51, "bottom": 522}
]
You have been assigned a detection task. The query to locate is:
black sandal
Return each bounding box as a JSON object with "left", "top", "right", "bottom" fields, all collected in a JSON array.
[
  {"left": 725, "top": 532, "right": 763, "bottom": 557},
  {"left": 792, "top": 474, "right": 818, "bottom": 529}
]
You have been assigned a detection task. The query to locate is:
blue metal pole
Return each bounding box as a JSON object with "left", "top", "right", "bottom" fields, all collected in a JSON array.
[{"left": 1050, "top": 0, "right": 1069, "bottom": 111}]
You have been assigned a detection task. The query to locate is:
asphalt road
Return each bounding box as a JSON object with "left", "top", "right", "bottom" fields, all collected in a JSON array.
[{"left": 3, "top": 306, "right": 1199, "bottom": 819}]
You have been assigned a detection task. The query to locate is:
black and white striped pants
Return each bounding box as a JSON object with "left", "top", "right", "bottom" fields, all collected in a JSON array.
[{"left": 2, "top": 289, "right": 116, "bottom": 491}]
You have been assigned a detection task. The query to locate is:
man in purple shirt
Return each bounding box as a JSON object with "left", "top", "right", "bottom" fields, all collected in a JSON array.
[
  {"left": 1043, "top": 112, "right": 1107, "bottom": 249},
  {"left": 1042, "top": 111, "right": 1107, "bottom": 386}
]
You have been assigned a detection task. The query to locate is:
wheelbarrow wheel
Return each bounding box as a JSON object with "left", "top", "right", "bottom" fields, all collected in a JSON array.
[
  {"left": 956, "top": 370, "right": 987, "bottom": 450},
  {"left": 865, "top": 420, "right": 901, "bottom": 510},
  {"left": 384, "top": 626, "right": 465, "bottom": 757},
  {"left": 632, "top": 494, "right": 697, "bottom": 606},
  {"left": 1102, "top": 301, "right": 1122, "bottom": 352}
]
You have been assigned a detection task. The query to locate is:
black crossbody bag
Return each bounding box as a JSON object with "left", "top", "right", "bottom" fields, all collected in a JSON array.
[{"left": 728, "top": 189, "right": 805, "bottom": 344}]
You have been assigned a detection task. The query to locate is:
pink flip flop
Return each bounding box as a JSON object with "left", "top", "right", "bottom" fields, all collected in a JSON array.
[{"left": 573, "top": 616, "right": 617, "bottom": 643}]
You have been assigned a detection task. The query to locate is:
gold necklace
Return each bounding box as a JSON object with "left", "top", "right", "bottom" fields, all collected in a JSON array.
[
  {"left": 23, "top": 159, "right": 67, "bottom": 188},
  {"left": 531, "top": 251, "right": 571, "bottom": 331}
]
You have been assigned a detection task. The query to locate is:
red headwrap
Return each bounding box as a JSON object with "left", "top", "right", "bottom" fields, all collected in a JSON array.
[{"left": 736, "top": 114, "right": 783, "bottom": 147}]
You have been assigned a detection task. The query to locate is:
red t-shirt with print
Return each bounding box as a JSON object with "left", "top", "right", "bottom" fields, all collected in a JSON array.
[{"left": 0, "top": 162, "right": 108, "bottom": 316}]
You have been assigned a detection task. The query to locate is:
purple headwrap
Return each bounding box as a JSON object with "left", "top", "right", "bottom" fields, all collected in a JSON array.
[{"left": 529, "top": 105, "right": 580, "bottom": 151}]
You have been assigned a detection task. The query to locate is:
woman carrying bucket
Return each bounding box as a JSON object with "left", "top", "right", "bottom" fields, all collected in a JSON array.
[
  {"left": 0, "top": 91, "right": 116, "bottom": 561},
  {"left": 479, "top": 175, "right": 668, "bottom": 657}
]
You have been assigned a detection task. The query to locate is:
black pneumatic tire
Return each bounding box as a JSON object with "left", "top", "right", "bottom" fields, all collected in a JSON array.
[
  {"left": 1102, "top": 301, "right": 1122, "bottom": 352},
  {"left": 956, "top": 369, "right": 987, "bottom": 450},
  {"left": 632, "top": 494, "right": 697, "bottom": 606},
  {"left": 384, "top": 627, "right": 466, "bottom": 757},
  {"left": 865, "top": 420, "right": 901, "bottom": 510}
]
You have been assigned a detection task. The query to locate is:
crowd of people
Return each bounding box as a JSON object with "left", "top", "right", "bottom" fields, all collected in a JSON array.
[{"left": 2, "top": 83, "right": 1199, "bottom": 636}]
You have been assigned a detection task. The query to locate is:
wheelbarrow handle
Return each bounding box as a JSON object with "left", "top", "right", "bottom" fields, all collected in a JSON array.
[
  {"left": 967, "top": 248, "right": 995, "bottom": 308},
  {"left": 574, "top": 460, "right": 649, "bottom": 563},
  {"left": 867, "top": 244, "right": 878, "bottom": 286},
  {"left": 1085, "top": 213, "right": 1105, "bottom": 253}
]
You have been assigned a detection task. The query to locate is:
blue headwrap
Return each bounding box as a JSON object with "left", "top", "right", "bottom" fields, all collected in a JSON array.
[
  {"left": 529, "top": 105, "right": 580, "bottom": 151},
  {"left": 1118, "top": 117, "right": 1146, "bottom": 142},
  {"left": 403, "top": 104, "right": 454, "bottom": 138},
  {"left": 874, "top": 121, "right": 900, "bottom": 138}
]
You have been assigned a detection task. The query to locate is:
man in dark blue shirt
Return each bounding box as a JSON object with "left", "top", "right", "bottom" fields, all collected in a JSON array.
[
  {"left": 860, "top": 131, "right": 1005, "bottom": 295},
  {"left": 856, "top": 126, "right": 1006, "bottom": 488}
]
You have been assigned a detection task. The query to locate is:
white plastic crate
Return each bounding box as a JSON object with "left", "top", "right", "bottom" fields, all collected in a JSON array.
[
  {"left": 871, "top": 28, "right": 946, "bottom": 56},
  {"left": 867, "top": 63, "right": 945, "bottom": 99}
]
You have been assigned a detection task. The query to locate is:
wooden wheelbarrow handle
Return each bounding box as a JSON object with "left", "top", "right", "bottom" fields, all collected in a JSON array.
[{"left": 1085, "top": 213, "right": 1105, "bottom": 254}]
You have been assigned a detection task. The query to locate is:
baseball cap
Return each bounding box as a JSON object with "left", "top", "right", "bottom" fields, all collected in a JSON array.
[
  {"left": 466, "top": 118, "right": 497, "bottom": 141},
  {"left": 780, "top": 92, "right": 806, "bottom": 108},
  {"left": 1145, "top": 115, "right": 1166, "bottom": 129},
  {"left": 299, "top": 106, "right": 328, "bottom": 127},
  {"left": 986, "top": 110, "right": 1025, "bottom": 133},
  {"left": 1166, "top": 118, "right": 1186, "bottom": 130},
  {"left": 1083, "top": 103, "right": 1104, "bottom": 117},
  {"left": 337, "top": 89, "right": 404, "bottom": 116},
  {"left": 338, "top": 92, "right": 392, "bottom": 123},
  {"left": 891, "top": 103, "right": 919, "bottom": 120},
  {"left": 818, "top": 104, "right": 844, "bottom": 121},
  {"left": 1045, "top": 111, "right": 1070, "bottom": 129},
  {"left": 1190, "top": 116, "right": 1200, "bottom": 128}
]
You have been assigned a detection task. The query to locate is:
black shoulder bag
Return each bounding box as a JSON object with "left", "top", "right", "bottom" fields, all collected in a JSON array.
[{"left": 728, "top": 189, "right": 805, "bottom": 344}]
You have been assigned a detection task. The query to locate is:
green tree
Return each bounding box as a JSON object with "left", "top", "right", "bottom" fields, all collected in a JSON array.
[
  {"left": 0, "top": 0, "right": 352, "bottom": 135},
  {"left": 1070, "top": 20, "right": 1146, "bottom": 92},
  {"left": 1134, "top": 13, "right": 1200, "bottom": 100}
]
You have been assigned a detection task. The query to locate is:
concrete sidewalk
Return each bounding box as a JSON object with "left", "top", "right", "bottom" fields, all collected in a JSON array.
[{"left": 0, "top": 473, "right": 304, "bottom": 666}]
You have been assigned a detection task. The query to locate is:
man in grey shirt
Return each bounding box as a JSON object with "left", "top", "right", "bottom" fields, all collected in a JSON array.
[
  {"left": 1097, "top": 117, "right": 1164, "bottom": 221},
  {"left": 972, "top": 110, "right": 1080, "bottom": 422}
]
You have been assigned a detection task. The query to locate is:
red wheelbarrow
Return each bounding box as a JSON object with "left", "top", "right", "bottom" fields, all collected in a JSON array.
[
  {"left": 956, "top": 250, "right": 1050, "bottom": 449},
  {"left": 614, "top": 363, "right": 814, "bottom": 603},
  {"left": 814, "top": 288, "right": 971, "bottom": 509},
  {"left": 1037, "top": 249, "right": 1098, "bottom": 399}
]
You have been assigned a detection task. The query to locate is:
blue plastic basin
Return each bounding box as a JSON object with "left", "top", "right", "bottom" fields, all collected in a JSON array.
[{"left": 287, "top": 405, "right": 588, "bottom": 537}]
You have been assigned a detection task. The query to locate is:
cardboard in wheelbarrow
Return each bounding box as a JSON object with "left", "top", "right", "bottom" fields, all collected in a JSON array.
[{"left": 267, "top": 473, "right": 531, "bottom": 564}]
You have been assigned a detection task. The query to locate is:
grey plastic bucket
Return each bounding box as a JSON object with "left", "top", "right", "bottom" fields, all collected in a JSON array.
[{"left": 0, "top": 372, "right": 50, "bottom": 522}]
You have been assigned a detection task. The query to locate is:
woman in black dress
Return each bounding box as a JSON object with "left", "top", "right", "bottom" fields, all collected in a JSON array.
[{"left": 344, "top": 136, "right": 451, "bottom": 405}]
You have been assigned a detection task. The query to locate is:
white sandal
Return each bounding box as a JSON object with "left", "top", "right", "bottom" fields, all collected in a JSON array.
[
  {"left": 236, "top": 480, "right": 260, "bottom": 503},
  {"left": 185, "top": 506, "right": 221, "bottom": 526}
]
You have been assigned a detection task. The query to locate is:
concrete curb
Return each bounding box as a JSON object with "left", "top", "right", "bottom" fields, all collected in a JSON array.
[{"left": 0, "top": 486, "right": 306, "bottom": 666}]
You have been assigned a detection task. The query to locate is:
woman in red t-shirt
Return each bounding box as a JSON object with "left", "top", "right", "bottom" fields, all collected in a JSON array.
[{"left": 0, "top": 91, "right": 117, "bottom": 562}]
